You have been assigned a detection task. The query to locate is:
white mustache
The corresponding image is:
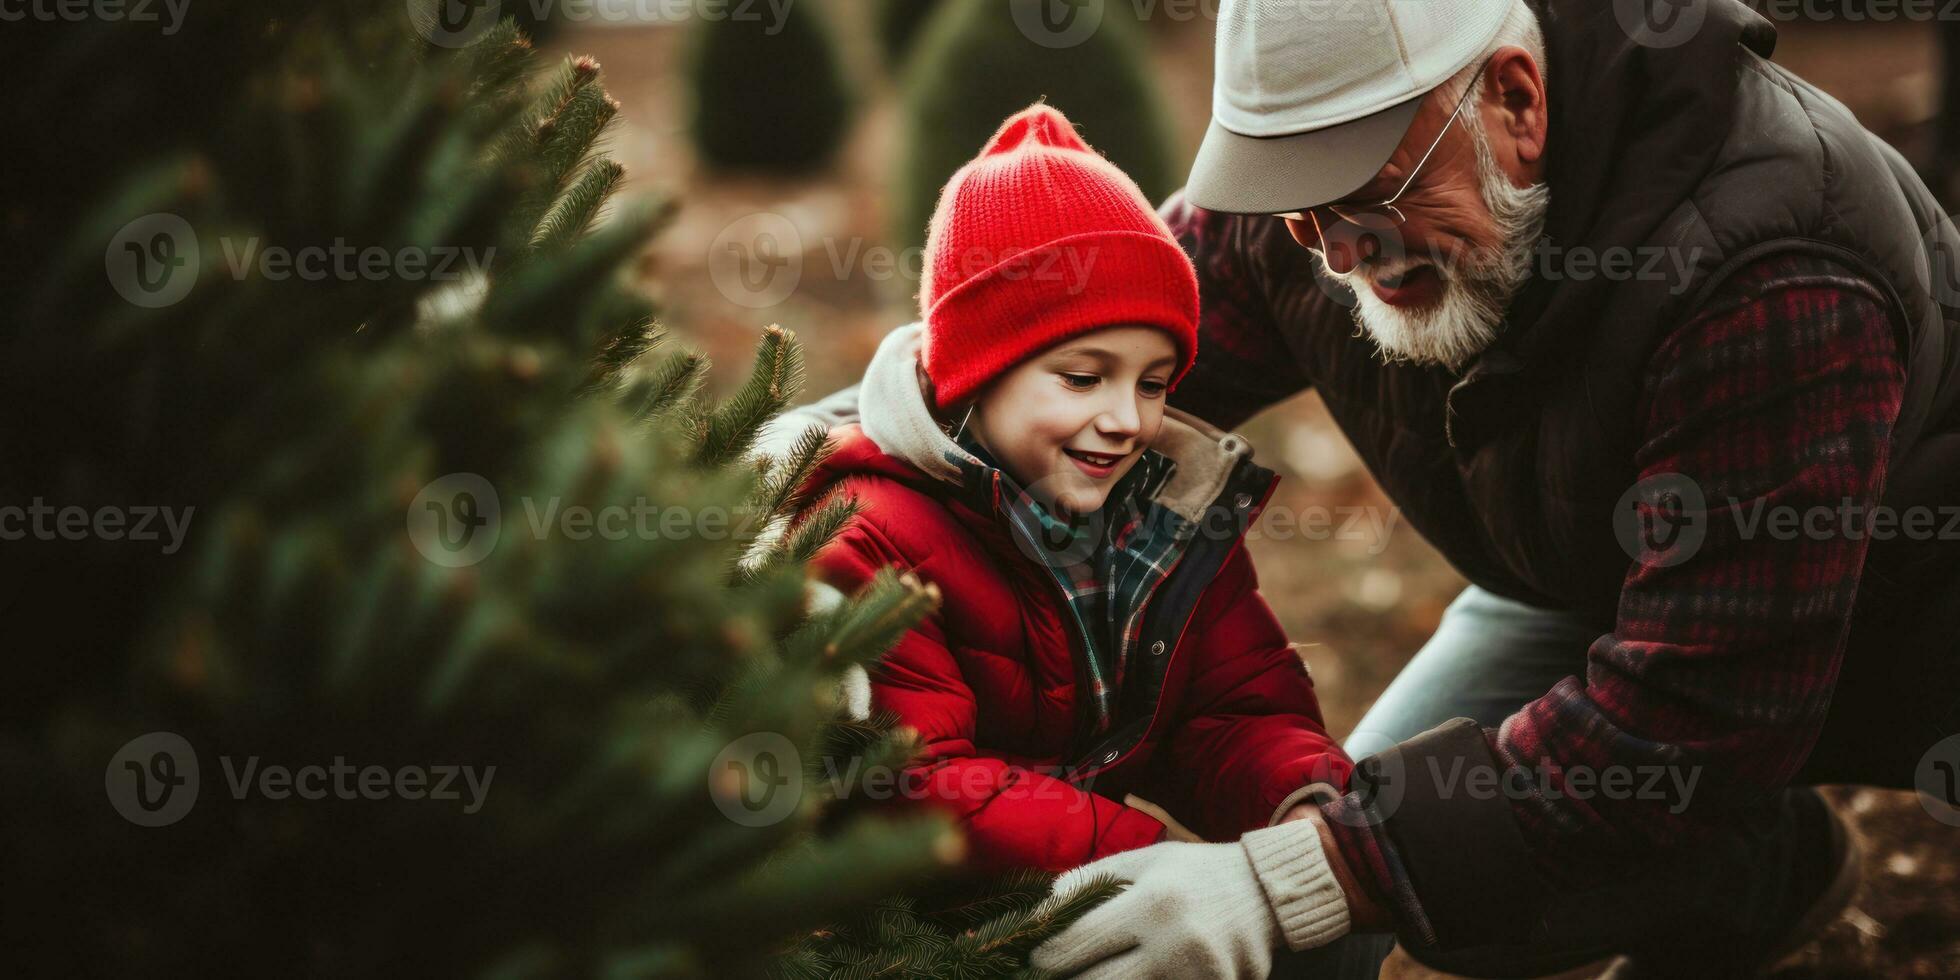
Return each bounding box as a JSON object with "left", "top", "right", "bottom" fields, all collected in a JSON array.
[{"left": 1331, "top": 256, "right": 1442, "bottom": 291}]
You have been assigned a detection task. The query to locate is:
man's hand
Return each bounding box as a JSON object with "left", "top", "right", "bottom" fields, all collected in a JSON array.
[{"left": 1031, "top": 840, "right": 1283, "bottom": 979}]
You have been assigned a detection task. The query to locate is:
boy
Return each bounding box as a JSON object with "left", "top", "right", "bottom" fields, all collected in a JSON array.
[{"left": 801, "top": 106, "right": 1354, "bottom": 897}]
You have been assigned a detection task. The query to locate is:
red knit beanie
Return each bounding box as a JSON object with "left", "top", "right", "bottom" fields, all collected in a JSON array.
[{"left": 918, "top": 103, "right": 1200, "bottom": 410}]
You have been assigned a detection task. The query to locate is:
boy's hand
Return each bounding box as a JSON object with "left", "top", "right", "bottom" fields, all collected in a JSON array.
[
  {"left": 1031, "top": 839, "right": 1283, "bottom": 979},
  {"left": 1033, "top": 809, "right": 1367, "bottom": 978}
]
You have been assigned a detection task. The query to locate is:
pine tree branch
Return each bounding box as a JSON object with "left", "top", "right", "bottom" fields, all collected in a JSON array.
[
  {"left": 694, "top": 325, "right": 802, "bottom": 467},
  {"left": 764, "top": 495, "right": 861, "bottom": 576},
  {"left": 530, "top": 157, "right": 626, "bottom": 254},
  {"left": 628, "top": 347, "right": 709, "bottom": 421},
  {"left": 751, "top": 422, "right": 833, "bottom": 522}
]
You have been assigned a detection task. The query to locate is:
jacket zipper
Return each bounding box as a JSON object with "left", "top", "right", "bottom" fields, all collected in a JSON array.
[{"left": 1065, "top": 471, "right": 1282, "bottom": 783}]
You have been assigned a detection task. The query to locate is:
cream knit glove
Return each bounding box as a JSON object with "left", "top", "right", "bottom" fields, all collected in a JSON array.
[{"left": 1031, "top": 819, "right": 1351, "bottom": 979}]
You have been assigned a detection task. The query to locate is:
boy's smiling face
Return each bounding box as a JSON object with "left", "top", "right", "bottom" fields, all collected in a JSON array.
[{"left": 966, "top": 325, "right": 1180, "bottom": 517}]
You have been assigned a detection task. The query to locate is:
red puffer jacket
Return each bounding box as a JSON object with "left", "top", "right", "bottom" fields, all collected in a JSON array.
[{"left": 798, "top": 325, "right": 1352, "bottom": 873}]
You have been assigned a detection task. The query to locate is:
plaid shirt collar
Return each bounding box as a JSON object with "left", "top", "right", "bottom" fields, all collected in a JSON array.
[{"left": 954, "top": 432, "right": 1188, "bottom": 737}]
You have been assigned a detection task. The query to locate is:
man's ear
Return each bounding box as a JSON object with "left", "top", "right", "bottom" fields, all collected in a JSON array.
[{"left": 1482, "top": 46, "right": 1549, "bottom": 179}]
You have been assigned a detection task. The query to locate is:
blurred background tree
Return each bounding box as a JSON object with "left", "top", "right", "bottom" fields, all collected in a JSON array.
[
  {"left": 873, "top": 0, "right": 949, "bottom": 70},
  {"left": 685, "top": 0, "right": 856, "bottom": 175},
  {"left": 892, "top": 0, "right": 1176, "bottom": 253}
]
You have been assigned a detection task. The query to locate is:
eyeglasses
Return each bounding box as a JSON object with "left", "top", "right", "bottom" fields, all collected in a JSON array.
[{"left": 1277, "top": 58, "right": 1491, "bottom": 247}]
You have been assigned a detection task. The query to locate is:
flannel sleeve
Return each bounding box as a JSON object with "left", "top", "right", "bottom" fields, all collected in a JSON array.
[{"left": 1317, "top": 253, "right": 1907, "bottom": 949}]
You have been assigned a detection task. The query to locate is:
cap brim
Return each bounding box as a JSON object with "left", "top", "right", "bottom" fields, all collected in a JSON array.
[{"left": 1184, "top": 95, "right": 1424, "bottom": 216}]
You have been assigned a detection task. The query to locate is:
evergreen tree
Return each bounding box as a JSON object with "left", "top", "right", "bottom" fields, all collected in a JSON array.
[
  {"left": 685, "top": 0, "right": 855, "bottom": 175},
  {"left": 1, "top": 3, "right": 1119, "bottom": 975},
  {"left": 894, "top": 0, "right": 1178, "bottom": 251},
  {"left": 874, "top": 0, "right": 952, "bottom": 71}
]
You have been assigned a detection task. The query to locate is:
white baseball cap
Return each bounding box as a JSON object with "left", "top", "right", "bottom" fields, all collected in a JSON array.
[{"left": 1187, "top": 0, "right": 1512, "bottom": 215}]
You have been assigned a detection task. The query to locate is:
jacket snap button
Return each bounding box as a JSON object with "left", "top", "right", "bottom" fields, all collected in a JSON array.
[
  {"left": 1150, "top": 640, "right": 1166, "bottom": 656},
  {"left": 1234, "top": 493, "right": 1252, "bottom": 509},
  {"left": 1101, "top": 750, "right": 1118, "bottom": 764}
]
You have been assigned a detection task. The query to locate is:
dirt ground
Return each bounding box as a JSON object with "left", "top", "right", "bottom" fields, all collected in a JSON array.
[{"left": 550, "top": 8, "right": 1960, "bottom": 975}]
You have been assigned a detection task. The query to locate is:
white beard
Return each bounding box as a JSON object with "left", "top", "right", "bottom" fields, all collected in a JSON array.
[{"left": 1324, "top": 112, "right": 1550, "bottom": 371}]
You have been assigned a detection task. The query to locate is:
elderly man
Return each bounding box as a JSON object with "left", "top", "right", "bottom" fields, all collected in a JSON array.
[{"left": 771, "top": 0, "right": 1960, "bottom": 975}]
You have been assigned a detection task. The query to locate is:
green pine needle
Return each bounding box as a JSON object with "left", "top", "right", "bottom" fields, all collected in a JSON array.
[{"left": 531, "top": 157, "right": 627, "bottom": 255}]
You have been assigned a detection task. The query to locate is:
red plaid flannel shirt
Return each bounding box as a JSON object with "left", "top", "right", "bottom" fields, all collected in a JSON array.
[{"left": 1165, "top": 201, "right": 1906, "bottom": 937}]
